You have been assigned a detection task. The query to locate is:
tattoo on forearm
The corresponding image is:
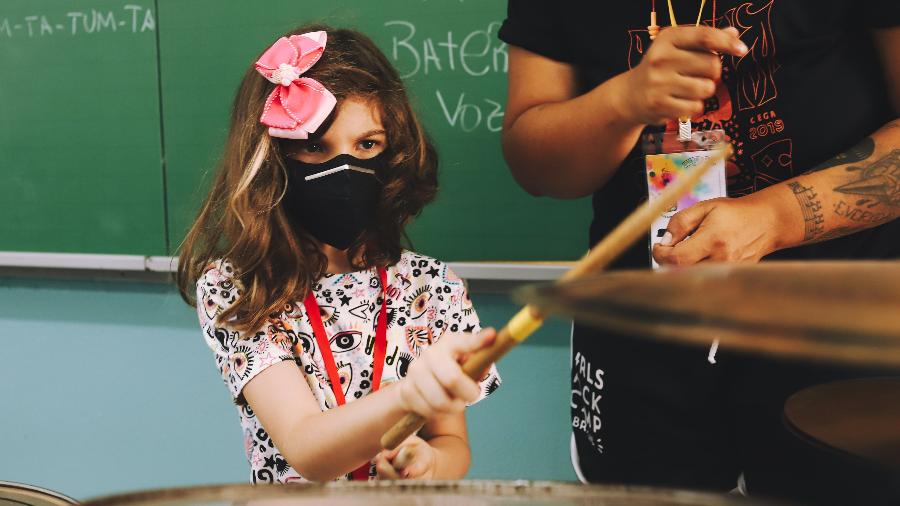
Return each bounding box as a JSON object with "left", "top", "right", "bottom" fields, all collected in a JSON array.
[
  {"left": 788, "top": 181, "right": 824, "bottom": 241},
  {"left": 833, "top": 149, "right": 900, "bottom": 209},
  {"left": 833, "top": 200, "right": 891, "bottom": 223},
  {"left": 805, "top": 137, "right": 875, "bottom": 174},
  {"left": 812, "top": 226, "right": 858, "bottom": 243}
]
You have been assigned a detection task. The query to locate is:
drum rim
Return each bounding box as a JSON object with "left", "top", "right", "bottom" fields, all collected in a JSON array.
[
  {"left": 0, "top": 480, "right": 79, "bottom": 505},
  {"left": 81, "top": 480, "right": 768, "bottom": 506}
]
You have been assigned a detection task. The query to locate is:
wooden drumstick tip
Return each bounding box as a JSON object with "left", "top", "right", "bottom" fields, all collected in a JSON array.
[{"left": 507, "top": 305, "right": 544, "bottom": 342}]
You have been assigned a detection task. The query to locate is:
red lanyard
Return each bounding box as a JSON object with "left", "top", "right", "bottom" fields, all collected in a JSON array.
[{"left": 302, "top": 267, "right": 388, "bottom": 481}]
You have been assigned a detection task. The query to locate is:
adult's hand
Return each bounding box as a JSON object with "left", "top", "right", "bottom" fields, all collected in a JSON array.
[
  {"left": 622, "top": 26, "right": 747, "bottom": 126},
  {"left": 652, "top": 193, "right": 782, "bottom": 266}
]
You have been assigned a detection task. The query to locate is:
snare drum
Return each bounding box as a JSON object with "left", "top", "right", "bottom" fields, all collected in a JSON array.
[
  {"left": 0, "top": 481, "right": 78, "bottom": 506},
  {"left": 81, "top": 481, "right": 779, "bottom": 506}
]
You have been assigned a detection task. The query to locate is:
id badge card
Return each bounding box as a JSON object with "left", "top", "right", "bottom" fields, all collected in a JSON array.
[{"left": 642, "top": 129, "right": 728, "bottom": 269}]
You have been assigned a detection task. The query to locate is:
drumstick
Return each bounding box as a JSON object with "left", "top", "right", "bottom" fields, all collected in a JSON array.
[{"left": 381, "top": 145, "right": 733, "bottom": 450}]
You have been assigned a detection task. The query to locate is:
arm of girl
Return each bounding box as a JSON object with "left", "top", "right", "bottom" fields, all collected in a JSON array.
[{"left": 241, "top": 328, "right": 496, "bottom": 482}]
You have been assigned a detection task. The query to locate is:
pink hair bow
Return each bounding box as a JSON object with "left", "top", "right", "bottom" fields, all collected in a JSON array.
[{"left": 255, "top": 31, "right": 337, "bottom": 139}]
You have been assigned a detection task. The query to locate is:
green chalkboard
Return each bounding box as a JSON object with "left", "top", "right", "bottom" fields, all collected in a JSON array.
[
  {"left": 1, "top": 1, "right": 591, "bottom": 261},
  {"left": 159, "top": 0, "right": 591, "bottom": 262},
  {"left": 0, "top": 0, "right": 166, "bottom": 255}
]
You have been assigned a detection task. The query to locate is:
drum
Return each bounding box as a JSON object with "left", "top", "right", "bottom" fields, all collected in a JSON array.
[
  {"left": 80, "top": 481, "right": 779, "bottom": 506},
  {"left": 0, "top": 481, "right": 78, "bottom": 506},
  {"left": 785, "top": 377, "right": 900, "bottom": 469}
]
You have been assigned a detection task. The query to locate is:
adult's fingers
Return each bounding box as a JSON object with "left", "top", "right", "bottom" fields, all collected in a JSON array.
[
  {"left": 653, "top": 234, "right": 713, "bottom": 266},
  {"left": 671, "top": 50, "right": 722, "bottom": 80},
  {"left": 662, "top": 201, "right": 714, "bottom": 246},
  {"left": 667, "top": 74, "right": 717, "bottom": 101},
  {"left": 668, "top": 26, "right": 748, "bottom": 56}
]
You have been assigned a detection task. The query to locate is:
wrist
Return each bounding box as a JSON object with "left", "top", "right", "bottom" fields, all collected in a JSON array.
[
  {"left": 427, "top": 435, "right": 468, "bottom": 479},
  {"left": 604, "top": 71, "right": 646, "bottom": 130},
  {"left": 390, "top": 379, "right": 413, "bottom": 414},
  {"left": 747, "top": 185, "right": 799, "bottom": 253}
]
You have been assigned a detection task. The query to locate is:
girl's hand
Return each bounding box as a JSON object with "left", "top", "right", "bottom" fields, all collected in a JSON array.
[
  {"left": 374, "top": 436, "right": 435, "bottom": 480},
  {"left": 620, "top": 26, "right": 748, "bottom": 126},
  {"left": 396, "top": 328, "right": 495, "bottom": 419}
]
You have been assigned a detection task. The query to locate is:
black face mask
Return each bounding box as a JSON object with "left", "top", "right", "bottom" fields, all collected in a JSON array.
[{"left": 283, "top": 153, "right": 387, "bottom": 250}]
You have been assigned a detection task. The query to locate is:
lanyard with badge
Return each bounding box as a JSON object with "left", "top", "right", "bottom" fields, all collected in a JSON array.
[
  {"left": 644, "top": 0, "right": 728, "bottom": 269},
  {"left": 303, "top": 267, "right": 389, "bottom": 481}
]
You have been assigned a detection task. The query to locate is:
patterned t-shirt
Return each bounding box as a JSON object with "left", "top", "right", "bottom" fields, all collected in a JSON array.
[{"left": 196, "top": 250, "right": 501, "bottom": 483}]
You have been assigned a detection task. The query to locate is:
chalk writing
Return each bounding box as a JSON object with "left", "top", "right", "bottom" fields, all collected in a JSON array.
[
  {"left": 0, "top": 4, "right": 154, "bottom": 38},
  {"left": 383, "top": 20, "right": 507, "bottom": 132}
]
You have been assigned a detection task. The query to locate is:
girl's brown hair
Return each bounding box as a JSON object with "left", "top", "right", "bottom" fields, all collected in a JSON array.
[{"left": 177, "top": 24, "right": 438, "bottom": 334}]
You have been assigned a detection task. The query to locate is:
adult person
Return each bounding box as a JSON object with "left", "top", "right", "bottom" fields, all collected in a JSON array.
[{"left": 499, "top": 1, "right": 899, "bottom": 503}]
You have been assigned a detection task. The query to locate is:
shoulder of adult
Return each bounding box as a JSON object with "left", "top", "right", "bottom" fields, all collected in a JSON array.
[{"left": 498, "top": 0, "right": 574, "bottom": 63}]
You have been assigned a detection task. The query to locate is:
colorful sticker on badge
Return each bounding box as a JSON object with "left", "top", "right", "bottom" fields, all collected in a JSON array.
[{"left": 646, "top": 150, "right": 727, "bottom": 268}]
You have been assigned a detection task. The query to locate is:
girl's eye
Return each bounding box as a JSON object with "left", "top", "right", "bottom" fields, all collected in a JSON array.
[
  {"left": 359, "top": 140, "right": 378, "bottom": 150},
  {"left": 302, "top": 143, "right": 323, "bottom": 153}
]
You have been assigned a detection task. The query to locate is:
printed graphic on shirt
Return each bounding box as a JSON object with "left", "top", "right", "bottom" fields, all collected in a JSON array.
[
  {"left": 571, "top": 350, "right": 605, "bottom": 454},
  {"left": 626, "top": 0, "right": 792, "bottom": 197},
  {"left": 196, "top": 251, "right": 500, "bottom": 483}
]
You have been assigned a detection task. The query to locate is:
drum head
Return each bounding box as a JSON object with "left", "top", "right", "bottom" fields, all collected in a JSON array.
[
  {"left": 0, "top": 481, "right": 78, "bottom": 506},
  {"left": 81, "top": 481, "right": 775, "bottom": 506}
]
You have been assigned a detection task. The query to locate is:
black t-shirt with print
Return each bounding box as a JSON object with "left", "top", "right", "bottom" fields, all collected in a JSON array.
[{"left": 500, "top": 0, "right": 900, "bottom": 269}]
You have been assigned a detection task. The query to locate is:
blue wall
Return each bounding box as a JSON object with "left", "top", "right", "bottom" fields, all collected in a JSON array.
[{"left": 0, "top": 276, "right": 575, "bottom": 500}]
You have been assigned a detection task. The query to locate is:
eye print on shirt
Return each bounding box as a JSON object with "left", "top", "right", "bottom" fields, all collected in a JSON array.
[
  {"left": 405, "top": 286, "right": 432, "bottom": 320},
  {"left": 395, "top": 351, "right": 413, "bottom": 378},
  {"left": 295, "top": 332, "right": 315, "bottom": 355},
  {"left": 315, "top": 305, "right": 339, "bottom": 326},
  {"left": 330, "top": 330, "right": 363, "bottom": 353},
  {"left": 405, "top": 326, "right": 434, "bottom": 357},
  {"left": 337, "top": 362, "right": 354, "bottom": 397}
]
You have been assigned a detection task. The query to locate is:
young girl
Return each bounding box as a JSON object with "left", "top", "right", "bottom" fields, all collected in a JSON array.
[{"left": 177, "top": 25, "right": 500, "bottom": 483}]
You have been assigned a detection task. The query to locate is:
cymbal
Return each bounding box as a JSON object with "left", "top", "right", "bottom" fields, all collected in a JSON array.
[
  {"left": 81, "top": 481, "right": 776, "bottom": 506},
  {"left": 785, "top": 377, "right": 900, "bottom": 469},
  {"left": 515, "top": 261, "right": 900, "bottom": 366}
]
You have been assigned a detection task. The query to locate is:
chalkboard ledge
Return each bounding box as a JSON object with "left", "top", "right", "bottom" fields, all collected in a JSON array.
[{"left": 0, "top": 253, "right": 572, "bottom": 282}]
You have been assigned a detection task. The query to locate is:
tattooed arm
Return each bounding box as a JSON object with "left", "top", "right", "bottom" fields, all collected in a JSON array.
[
  {"left": 785, "top": 122, "right": 900, "bottom": 246},
  {"left": 782, "top": 26, "right": 900, "bottom": 245}
]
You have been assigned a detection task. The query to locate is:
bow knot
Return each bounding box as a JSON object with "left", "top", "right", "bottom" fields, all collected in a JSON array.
[
  {"left": 255, "top": 31, "right": 336, "bottom": 139},
  {"left": 270, "top": 63, "right": 302, "bottom": 86}
]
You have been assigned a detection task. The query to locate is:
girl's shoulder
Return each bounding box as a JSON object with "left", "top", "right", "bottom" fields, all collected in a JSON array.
[
  {"left": 196, "top": 259, "right": 244, "bottom": 324},
  {"left": 391, "top": 250, "right": 465, "bottom": 293},
  {"left": 388, "top": 250, "right": 463, "bottom": 287}
]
